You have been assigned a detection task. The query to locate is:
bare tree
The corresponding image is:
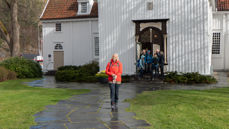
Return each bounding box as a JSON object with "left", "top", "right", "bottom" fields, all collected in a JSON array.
[{"left": 0, "top": 0, "right": 20, "bottom": 56}]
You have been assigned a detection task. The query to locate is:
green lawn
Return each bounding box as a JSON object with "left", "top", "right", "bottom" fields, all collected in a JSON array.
[
  {"left": 0, "top": 79, "right": 90, "bottom": 129},
  {"left": 127, "top": 88, "right": 229, "bottom": 129}
]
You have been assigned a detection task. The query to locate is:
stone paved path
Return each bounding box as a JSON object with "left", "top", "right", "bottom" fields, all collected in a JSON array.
[
  {"left": 29, "top": 77, "right": 152, "bottom": 129},
  {"left": 29, "top": 72, "right": 229, "bottom": 129}
]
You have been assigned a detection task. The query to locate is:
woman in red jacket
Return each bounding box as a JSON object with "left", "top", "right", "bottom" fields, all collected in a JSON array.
[{"left": 106, "top": 53, "right": 123, "bottom": 110}]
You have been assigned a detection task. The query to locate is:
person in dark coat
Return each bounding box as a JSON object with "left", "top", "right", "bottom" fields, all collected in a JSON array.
[
  {"left": 158, "top": 51, "right": 165, "bottom": 79},
  {"left": 151, "top": 53, "right": 159, "bottom": 80},
  {"left": 156, "top": 49, "right": 161, "bottom": 58},
  {"left": 145, "top": 50, "right": 153, "bottom": 73}
]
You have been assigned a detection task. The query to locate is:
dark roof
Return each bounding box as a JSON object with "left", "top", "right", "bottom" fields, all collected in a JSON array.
[
  {"left": 217, "top": 0, "right": 229, "bottom": 11},
  {"left": 22, "top": 54, "right": 38, "bottom": 60},
  {"left": 40, "top": 0, "right": 98, "bottom": 20}
]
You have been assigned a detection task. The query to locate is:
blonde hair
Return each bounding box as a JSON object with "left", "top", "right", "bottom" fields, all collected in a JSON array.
[{"left": 112, "top": 53, "right": 119, "bottom": 61}]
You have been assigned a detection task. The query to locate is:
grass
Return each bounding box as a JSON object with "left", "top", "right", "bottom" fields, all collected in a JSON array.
[
  {"left": 127, "top": 88, "right": 229, "bottom": 129},
  {"left": 0, "top": 79, "right": 90, "bottom": 129}
]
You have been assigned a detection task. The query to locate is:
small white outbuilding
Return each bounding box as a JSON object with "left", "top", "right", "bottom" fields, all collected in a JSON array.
[{"left": 40, "top": 0, "right": 99, "bottom": 71}]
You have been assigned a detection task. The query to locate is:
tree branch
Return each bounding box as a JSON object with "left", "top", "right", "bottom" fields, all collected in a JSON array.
[
  {"left": 3, "top": 0, "right": 11, "bottom": 9},
  {"left": 0, "top": 20, "right": 10, "bottom": 47}
]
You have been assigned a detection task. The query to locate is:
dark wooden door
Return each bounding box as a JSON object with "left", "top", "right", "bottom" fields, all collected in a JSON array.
[{"left": 139, "top": 27, "right": 164, "bottom": 53}]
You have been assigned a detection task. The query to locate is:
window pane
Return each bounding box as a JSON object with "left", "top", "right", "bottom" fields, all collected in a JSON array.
[
  {"left": 212, "top": 33, "right": 221, "bottom": 54},
  {"left": 81, "top": 2, "right": 88, "bottom": 13},
  {"left": 56, "top": 23, "right": 61, "bottom": 31},
  {"left": 94, "top": 37, "right": 99, "bottom": 56},
  {"left": 54, "top": 43, "right": 63, "bottom": 50}
]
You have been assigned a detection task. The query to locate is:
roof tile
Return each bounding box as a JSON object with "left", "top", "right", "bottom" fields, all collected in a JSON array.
[{"left": 40, "top": 0, "right": 98, "bottom": 20}]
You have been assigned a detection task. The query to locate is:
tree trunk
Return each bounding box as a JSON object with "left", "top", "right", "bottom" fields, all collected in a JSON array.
[{"left": 10, "top": 0, "right": 20, "bottom": 56}]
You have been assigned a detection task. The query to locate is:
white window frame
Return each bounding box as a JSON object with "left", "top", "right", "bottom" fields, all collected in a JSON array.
[
  {"left": 212, "top": 31, "right": 222, "bottom": 56},
  {"left": 80, "top": 2, "right": 88, "bottom": 13},
  {"left": 146, "top": 1, "right": 153, "bottom": 10},
  {"left": 78, "top": 0, "right": 90, "bottom": 15},
  {"left": 53, "top": 42, "right": 64, "bottom": 51},
  {"left": 55, "top": 23, "right": 62, "bottom": 32},
  {"left": 93, "top": 34, "right": 99, "bottom": 59}
]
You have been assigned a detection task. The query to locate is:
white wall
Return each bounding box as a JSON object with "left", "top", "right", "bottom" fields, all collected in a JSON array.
[
  {"left": 42, "top": 19, "right": 98, "bottom": 71},
  {"left": 212, "top": 12, "right": 229, "bottom": 70},
  {"left": 99, "top": 0, "right": 212, "bottom": 75}
]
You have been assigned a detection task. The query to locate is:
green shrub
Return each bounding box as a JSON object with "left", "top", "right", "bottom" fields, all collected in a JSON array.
[
  {"left": 55, "top": 70, "right": 76, "bottom": 82},
  {"left": 0, "top": 57, "right": 42, "bottom": 78},
  {"left": 58, "top": 65, "right": 80, "bottom": 71},
  {"left": 55, "top": 61, "right": 99, "bottom": 82},
  {"left": 165, "top": 72, "right": 217, "bottom": 84},
  {"left": 78, "top": 61, "right": 99, "bottom": 76},
  {"left": 0, "top": 66, "right": 17, "bottom": 82}
]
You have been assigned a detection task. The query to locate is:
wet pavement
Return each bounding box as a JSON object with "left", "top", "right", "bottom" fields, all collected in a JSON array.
[{"left": 29, "top": 72, "right": 229, "bottom": 129}]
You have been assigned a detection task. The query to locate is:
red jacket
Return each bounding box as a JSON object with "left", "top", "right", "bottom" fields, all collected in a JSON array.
[{"left": 105, "top": 60, "right": 123, "bottom": 83}]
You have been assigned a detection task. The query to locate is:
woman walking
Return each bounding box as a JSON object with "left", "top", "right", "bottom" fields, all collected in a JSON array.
[{"left": 105, "top": 53, "right": 123, "bottom": 110}]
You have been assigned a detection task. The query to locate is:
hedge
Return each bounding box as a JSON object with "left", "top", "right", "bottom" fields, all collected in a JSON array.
[
  {"left": 0, "top": 57, "right": 42, "bottom": 78},
  {"left": 55, "top": 61, "right": 99, "bottom": 82},
  {"left": 164, "top": 72, "right": 217, "bottom": 84}
]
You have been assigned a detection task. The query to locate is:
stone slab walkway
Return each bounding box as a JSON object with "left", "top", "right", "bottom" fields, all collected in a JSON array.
[
  {"left": 29, "top": 77, "right": 151, "bottom": 129},
  {"left": 29, "top": 72, "right": 229, "bottom": 129}
]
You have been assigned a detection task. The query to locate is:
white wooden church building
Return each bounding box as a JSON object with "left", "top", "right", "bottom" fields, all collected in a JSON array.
[{"left": 41, "top": 0, "right": 229, "bottom": 75}]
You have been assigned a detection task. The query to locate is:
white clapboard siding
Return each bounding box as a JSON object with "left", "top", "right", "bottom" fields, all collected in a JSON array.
[
  {"left": 99, "top": 0, "right": 213, "bottom": 75},
  {"left": 42, "top": 19, "right": 98, "bottom": 71}
]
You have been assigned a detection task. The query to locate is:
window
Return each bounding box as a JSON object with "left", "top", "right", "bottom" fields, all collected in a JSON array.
[
  {"left": 212, "top": 32, "right": 221, "bottom": 54},
  {"left": 56, "top": 23, "right": 61, "bottom": 32},
  {"left": 81, "top": 2, "right": 88, "bottom": 13},
  {"left": 54, "top": 43, "right": 63, "bottom": 50},
  {"left": 147, "top": 2, "right": 153, "bottom": 10},
  {"left": 94, "top": 37, "right": 99, "bottom": 56}
]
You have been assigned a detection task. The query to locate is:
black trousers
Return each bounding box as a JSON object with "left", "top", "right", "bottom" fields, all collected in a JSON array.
[
  {"left": 109, "top": 83, "right": 120, "bottom": 105},
  {"left": 160, "top": 65, "right": 164, "bottom": 78}
]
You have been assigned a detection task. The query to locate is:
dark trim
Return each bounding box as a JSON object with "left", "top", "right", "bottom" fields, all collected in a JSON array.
[
  {"left": 40, "top": 16, "right": 98, "bottom": 21},
  {"left": 213, "top": 69, "right": 229, "bottom": 72},
  {"left": 132, "top": 19, "right": 169, "bottom": 23}
]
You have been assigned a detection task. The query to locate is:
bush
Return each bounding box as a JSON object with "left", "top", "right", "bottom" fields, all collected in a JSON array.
[
  {"left": 95, "top": 70, "right": 108, "bottom": 84},
  {"left": 55, "top": 61, "right": 99, "bottom": 82},
  {"left": 165, "top": 72, "right": 217, "bottom": 84},
  {"left": 0, "top": 67, "right": 17, "bottom": 82},
  {"left": 58, "top": 65, "right": 80, "bottom": 71},
  {"left": 0, "top": 57, "right": 42, "bottom": 78}
]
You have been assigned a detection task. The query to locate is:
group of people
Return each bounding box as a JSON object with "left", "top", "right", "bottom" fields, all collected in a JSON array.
[{"left": 137, "top": 49, "right": 165, "bottom": 80}]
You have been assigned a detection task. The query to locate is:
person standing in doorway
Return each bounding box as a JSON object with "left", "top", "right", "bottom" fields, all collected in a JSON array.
[
  {"left": 138, "top": 54, "right": 145, "bottom": 78},
  {"left": 159, "top": 51, "right": 165, "bottom": 79},
  {"left": 145, "top": 50, "right": 153, "bottom": 73},
  {"left": 156, "top": 49, "right": 165, "bottom": 79},
  {"left": 140, "top": 49, "right": 146, "bottom": 59},
  {"left": 152, "top": 53, "right": 159, "bottom": 80},
  {"left": 156, "top": 49, "right": 160, "bottom": 58},
  {"left": 106, "top": 53, "right": 123, "bottom": 110}
]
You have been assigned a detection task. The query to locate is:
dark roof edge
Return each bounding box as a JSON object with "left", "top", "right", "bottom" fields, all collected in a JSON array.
[
  {"left": 132, "top": 19, "right": 169, "bottom": 23},
  {"left": 40, "top": 16, "right": 98, "bottom": 21}
]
